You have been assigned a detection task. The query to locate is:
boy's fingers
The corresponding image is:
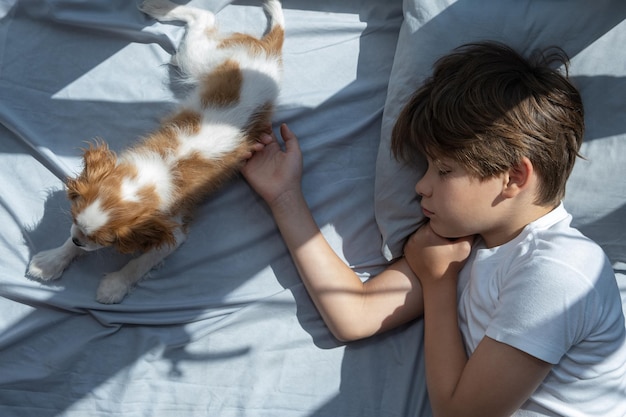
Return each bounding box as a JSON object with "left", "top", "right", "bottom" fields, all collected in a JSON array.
[
  {"left": 459, "top": 234, "right": 475, "bottom": 245},
  {"left": 280, "top": 123, "right": 300, "bottom": 153},
  {"left": 250, "top": 142, "right": 265, "bottom": 152},
  {"left": 259, "top": 133, "right": 274, "bottom": 145}
]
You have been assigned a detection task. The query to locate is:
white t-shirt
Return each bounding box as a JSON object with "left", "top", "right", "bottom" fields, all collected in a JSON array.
[{"left": 457, "top": 203, "right": 626, "bottom": 417}]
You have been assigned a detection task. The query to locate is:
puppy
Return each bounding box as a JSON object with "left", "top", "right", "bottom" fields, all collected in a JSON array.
[{"left": 27, "top": 0, "right": 284, "bottom": 303}]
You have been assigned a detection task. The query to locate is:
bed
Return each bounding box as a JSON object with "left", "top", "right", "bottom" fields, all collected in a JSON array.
[{"left": 0, "top": 1, "right": 624, "bottom": 416}]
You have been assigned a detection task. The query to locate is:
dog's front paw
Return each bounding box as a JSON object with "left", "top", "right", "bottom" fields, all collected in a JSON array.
[
  {"left": 27, "top": 248, "right": 72, "bottom": 281},
  {"left": 96, "top": 272, "right": 132, "bottom": 304}
]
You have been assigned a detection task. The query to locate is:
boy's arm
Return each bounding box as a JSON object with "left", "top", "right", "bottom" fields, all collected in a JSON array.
[
  {"left": 242, "top": 125, "right": 423, "bottom": 341},
  {"left": 405, "top": 224, "right": 552, "bottom": 417},
  {"left": 269, "top": 188, "right": 423, "bottom": 341}
]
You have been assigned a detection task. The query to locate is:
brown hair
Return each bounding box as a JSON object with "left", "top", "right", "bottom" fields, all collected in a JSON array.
[{"left": 391, "top": 41, "right": 584, "bottom": 206}]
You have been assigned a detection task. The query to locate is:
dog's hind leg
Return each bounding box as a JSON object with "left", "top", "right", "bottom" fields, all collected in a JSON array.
[{"left": 140, "top": 0, "right": 219, "bottom": 76}]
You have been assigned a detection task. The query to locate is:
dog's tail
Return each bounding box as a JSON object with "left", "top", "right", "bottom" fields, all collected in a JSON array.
[
  {"left": 263, "top": 0, "right": 284, "bottom": 31},
  {"left": 261, "top": 0, "right": 284, "bottom": 56}
]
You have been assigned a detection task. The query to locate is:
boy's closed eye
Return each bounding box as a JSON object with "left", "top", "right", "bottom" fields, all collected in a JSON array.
[
  {"left": 426, "top": 156, "right": 455, "bottom": 177},
  {"left": 433, "top": 161, "right": 453, "bottom": 177}
]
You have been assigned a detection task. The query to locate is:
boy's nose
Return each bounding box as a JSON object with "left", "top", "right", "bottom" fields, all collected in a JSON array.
[{"left": 415, "top": 178, "right": 429, "bottom": 197}]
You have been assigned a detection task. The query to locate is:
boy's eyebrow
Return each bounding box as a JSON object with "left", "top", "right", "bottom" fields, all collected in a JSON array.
[{"left": 427, "top": 155, "right": 453, "bottom": 168}]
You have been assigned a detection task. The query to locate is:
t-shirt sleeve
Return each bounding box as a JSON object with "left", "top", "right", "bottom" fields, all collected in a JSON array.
[{"left": 485, "top": 255, "right": 601, "bottom": 364}]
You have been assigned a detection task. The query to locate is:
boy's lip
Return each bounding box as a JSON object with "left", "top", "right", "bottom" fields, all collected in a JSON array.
[{"left": 422, "top": 206, "right": 433, "bottom": 217}]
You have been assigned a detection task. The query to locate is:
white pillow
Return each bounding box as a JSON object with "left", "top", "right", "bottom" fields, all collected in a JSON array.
[{"left": 375, "top": 0, "right": 626, "bottom": 261}]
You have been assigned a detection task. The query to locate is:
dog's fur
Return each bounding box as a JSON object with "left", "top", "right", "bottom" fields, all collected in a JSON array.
[{"left": 27, "top": 0, "right": 284, "bottom": 303}]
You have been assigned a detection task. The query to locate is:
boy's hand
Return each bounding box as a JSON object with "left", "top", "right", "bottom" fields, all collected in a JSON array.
[
  {"left": 404, "top": 222, "right": 474, "bottom": 286},
  {"left": 241, "top": 123, "right": 303, "bottom": 208}
]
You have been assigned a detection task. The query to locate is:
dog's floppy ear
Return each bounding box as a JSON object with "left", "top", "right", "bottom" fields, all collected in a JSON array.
[
  {"left": 66, "top": 176, "right": 82, "bottom": 202},
  {"left": 82, "top": 140, "right": 117, "bottom": 182},
  {"left": 113, "top": 215, "right": 180, "bottom": 254},
  {"left": 66, "top": 140, "right": 116, "bottom": 201}
]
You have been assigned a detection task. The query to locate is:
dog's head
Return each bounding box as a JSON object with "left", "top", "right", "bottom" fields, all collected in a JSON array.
[{"left": 66, "top": 141, "right": 179, "bottom": 254}]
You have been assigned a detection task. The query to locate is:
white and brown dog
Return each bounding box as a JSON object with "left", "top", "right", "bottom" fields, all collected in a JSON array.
[{"left": 27, "top": 0, "right": 284, "bottom": 303}]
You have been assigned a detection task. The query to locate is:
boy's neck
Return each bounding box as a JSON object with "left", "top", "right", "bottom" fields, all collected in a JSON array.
[{"left": 482, "top": 203, "right": 557, "bottom": 248}]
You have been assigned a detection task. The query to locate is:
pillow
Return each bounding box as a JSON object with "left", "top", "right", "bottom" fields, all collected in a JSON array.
[{"left": 375, "top": 0, "right": 626, "bottom": 261}]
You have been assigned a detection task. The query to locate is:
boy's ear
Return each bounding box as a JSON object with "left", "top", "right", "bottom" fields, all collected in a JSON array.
[{"left": 502, "top": 157, "right": 533, "bottom": 198}]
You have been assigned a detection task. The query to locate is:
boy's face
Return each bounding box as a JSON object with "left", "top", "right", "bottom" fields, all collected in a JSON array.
[{"left": 415, "top": 157, "right": 508, "bottom": 245}]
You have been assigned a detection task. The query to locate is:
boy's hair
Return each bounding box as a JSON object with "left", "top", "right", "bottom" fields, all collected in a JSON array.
[{"left": 391, "top": 41, "right": 584, "bottom": 206}]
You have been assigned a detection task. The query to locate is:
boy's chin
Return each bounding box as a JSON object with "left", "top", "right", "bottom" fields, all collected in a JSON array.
[{"left": 429, "top": 224, "right": 465, "bottom": 241}]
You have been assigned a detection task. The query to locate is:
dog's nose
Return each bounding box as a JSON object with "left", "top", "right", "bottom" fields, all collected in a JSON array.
[{"left": 72, "top": 237, "right": 83, "bottom": 247}]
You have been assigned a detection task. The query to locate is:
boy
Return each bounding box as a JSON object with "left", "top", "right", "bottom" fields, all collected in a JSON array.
[{"left": 241, "top": 42, "right": 626, "bottom": 416}]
